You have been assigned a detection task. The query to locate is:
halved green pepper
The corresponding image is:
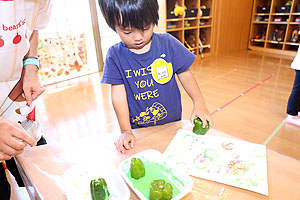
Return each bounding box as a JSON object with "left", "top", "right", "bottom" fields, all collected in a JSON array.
[
  {"left": 193, "top": 117, "right": 209, "bottom": 135},
  {"left": 90, "top": 178, "right": 110, "bottom": 200},
  {"left": 130, "top": 157, "right": 145, "bottom": 179},
  {"left": 150, "top": 179, "right": 173, "bottom": 200}
]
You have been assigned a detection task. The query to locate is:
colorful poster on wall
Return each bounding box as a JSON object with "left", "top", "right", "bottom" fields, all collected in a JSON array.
[
  {"left": 163, "top": 129, "right": 268, "bottom": 195},
  {"left": 38, "top": 0, "right": 99, "bottom": 85}
]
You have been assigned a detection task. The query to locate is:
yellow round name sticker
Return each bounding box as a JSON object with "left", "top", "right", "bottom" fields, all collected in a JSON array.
[{"left": 151, "top": 58, "right": 173, "bottom": 84}]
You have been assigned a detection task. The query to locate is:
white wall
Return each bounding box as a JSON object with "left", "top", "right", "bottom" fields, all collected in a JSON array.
[{"left": 95, "top": 2, "right": 121, "bottom": 61}]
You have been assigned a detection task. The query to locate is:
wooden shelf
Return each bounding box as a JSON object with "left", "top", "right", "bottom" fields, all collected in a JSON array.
[
  {"left": 184, "top": 26, "right": 198, "bottom": 30},
  {"left": 199, "top": 16, "right": 212, "bottom": 19},
  {"left": 249, "top": 0, "right": 300, "bottom": 56},
  {"left": 165, "top": 0, "right": 214, "bottom": 57},
  {"left": 184, "top": 17, "right": 198, "bottom": 20},
  {"left": 289, "top": 22, "right": 300, "bottom": 24},
  {"left": 271, "top": 13, "right": 290, "bottom": 15},
  {"left": 285, "top": 42, "right": 300, "bottom": 46},
  {"left": 269, "top": 22, "right": 288, "bottom": 24},
  {"left": 166, "top": 18, "right": 183, "bottom": 22},
  {"left": 254, "top": 13, "right": 270, "bottom": 16},
  {"left": 167, "top": 28, "right": 182, "bottom": 32},
  {"left": 253, "top": 21, "right": 269, "bottom": 24},
  {"left": 251, "top": 39, "right": 266, "bottom": 42},
  {"left": 199, "top": 25, "right": 212, "bottom": 28},
  {"left": 202, "top": 44, "right": 211, "bottom": 48},
  {"left": 267, "top": 40, "right": 284, "bottom": 44}
]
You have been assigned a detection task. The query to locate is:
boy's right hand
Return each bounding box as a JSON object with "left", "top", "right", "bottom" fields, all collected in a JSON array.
[
  {"left": 0, "top": 118, "right": 37, "bottom": 160},
  {"left": 114, "top": 131, "right": 136, "bottom": 154}
]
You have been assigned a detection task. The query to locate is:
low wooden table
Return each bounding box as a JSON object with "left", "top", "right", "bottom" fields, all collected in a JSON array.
[{"left": 16, "top": 120, "right": 300, "bottom": 200}]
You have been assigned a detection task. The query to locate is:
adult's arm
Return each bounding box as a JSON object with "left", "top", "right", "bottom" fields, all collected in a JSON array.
[{"left": 23, "top": 30, "right": 45, "bottom": 106}]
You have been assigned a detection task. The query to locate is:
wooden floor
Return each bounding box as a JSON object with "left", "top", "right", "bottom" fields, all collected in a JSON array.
[{"left": 11, "top": 50, "right": 300, "bottom": 199}]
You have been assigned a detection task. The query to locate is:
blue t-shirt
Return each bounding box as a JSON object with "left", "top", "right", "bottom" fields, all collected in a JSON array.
[{"left": 101, "top": 33, "right": 196, "bottom": 129}]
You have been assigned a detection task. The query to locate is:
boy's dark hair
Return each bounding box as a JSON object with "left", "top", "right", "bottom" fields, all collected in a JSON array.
[{"left": 98, "top": 0, "right": 159, "bottom": 31}]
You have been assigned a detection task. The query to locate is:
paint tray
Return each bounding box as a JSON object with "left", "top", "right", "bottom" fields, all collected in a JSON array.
[
  {"left": 63, "top": 161, "right": 130, "bottom": 200},
  {"left": 118, "top": 149, "right": 193, "bottom": 200}
]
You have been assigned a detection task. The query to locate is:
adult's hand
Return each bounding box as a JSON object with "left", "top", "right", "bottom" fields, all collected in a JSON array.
[
  {"left": 23, "top": 65, "right": 45, "bottom": 106},
  {"left": 0, "top": 118, "right": 36, "bottom": 160}
]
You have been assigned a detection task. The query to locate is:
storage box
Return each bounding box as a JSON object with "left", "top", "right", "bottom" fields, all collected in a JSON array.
[
  {"left": 200, "top": 19, "right": 207, "bottom": 25},
  {"left": 167, "top": 22, "right": 177, "bottom": 29},
  {"left": 255, "top": 16, "right": 263, "bottom": 22},
  {"left": 167, "top": 9, "right": 177, "bottom": 19},
  {"left": 274, "top": 17, "right": 283, "bottom": 22},
  {"left": 276, "top": 5, "right": 291, "bottom": 13},
  {"left": 257, "top": 6, "right": 270, "bottom": 13},
  {"left": 185, "top": 8, "right": 198, "bottom": 18},
  {"left": 296, "top": 4, "right": 300, "bottom": 13},
  {"left": 201, "top": 8, "right": 210, "bottom": 16}
]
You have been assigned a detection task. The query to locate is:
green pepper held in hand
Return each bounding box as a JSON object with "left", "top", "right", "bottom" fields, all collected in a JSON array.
[
  {"left": 150, "top": 179, "right": 173, "bottom": 200},
  {"left": 90, "top": 178, "right": 110, "bottom": 200},
  {"left": 130, "top": 157, "right": 145, "bottom": 179},
  {"left": 193, "top": 117, "right": 209, "bottom": 135}
]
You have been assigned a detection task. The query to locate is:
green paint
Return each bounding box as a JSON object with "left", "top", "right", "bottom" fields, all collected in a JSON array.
[
  {"left": 125, "top": 161, "right": 182, "bottom": 199},
  {"left": 263, "top": 119, "right": 286, "bottom": 145},
  {"left": 194, "top": 157, "right": 207, "bottom": 170},
  {"left": 204, "top": 149, "right": 217, "bottom": 159}
]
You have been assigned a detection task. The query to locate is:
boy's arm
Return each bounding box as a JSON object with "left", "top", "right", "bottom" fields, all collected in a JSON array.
[
  {"left": 23, "top": 30, "right": 45, "bottom": 106},
  {"left": 177, "top": 69, "right": 212, "bottom": 127},
  {"left": 111, "top": 84, "right": 135, "bottom": 153}
]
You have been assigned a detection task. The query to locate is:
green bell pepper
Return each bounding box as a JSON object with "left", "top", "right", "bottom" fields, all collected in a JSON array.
[
  {"left": 193, "top": 117, "right": 209, "bottom": 135},
  {"left": 130, "top": 157, "right": 145, "bottom": 179},
  {"left": 150, "top": 179, "right": 173, "bottom": 200},
  {"left": 90, "top": 178, "right": 110, "bottom": 200}
]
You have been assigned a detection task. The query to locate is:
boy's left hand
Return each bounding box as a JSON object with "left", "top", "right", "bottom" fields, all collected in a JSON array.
[
  {"left": 190, "top": 104, "right": 212, "bottom": 128},
  {"left": 23, "top": 65, "right": 45, "bottom": 106}
]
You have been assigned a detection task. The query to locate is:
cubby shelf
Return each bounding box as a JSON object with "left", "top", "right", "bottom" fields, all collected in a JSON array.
[
  {"left": 166, "top": 0, "right": 214, "bottom": 57},
  {"left": 249, "top": 0, "right": 300, "bottom": 56}
]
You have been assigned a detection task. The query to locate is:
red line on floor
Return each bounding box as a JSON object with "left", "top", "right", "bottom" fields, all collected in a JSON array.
[{"left": 210, "top": 74, "right": 275, "bottom": 115}]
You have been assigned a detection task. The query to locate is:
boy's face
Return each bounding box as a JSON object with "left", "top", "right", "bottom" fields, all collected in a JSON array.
[{"left": 115, "top": 23, "right": 154, "bottom": 53}]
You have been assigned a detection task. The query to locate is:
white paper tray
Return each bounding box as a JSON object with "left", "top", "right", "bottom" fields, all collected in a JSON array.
[
  {"left": 118, "top": 149, "right": 193, "bottom": 200},
  {"left": 63, "top": 161, "right": 130, "bottom": 200}
]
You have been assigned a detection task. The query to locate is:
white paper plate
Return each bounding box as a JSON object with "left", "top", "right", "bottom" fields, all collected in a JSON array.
[
  {"left": 63, "top": 161, "right": 130, "bottom": 200},
  {"left": 118, "top": 149, "right": 193, "bottom": 200}
]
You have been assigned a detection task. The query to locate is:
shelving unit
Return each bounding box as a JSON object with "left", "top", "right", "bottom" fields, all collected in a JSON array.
[
  {"left": 249, "top": 0, "right": 300, "bottom": 56},
  {"left": 165, "top": 0, "right": 214, "bottom": 57}
]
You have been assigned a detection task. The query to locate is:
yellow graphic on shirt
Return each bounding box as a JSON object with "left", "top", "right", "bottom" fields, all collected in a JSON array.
[
  {"left": 132, "top": 102, "right": 167, "bottom": 125},
  {"left": 151, "top": 58, "right": 173, "bottom": 84}
]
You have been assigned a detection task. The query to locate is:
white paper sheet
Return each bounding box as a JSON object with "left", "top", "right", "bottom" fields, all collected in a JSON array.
[{"left": 163, "top": 129, "right": 268, "bottom": 195}]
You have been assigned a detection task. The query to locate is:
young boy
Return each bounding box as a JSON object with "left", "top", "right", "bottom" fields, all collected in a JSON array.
[{"left": 99, "top": 0, "right": 212, "bottom": 154}]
